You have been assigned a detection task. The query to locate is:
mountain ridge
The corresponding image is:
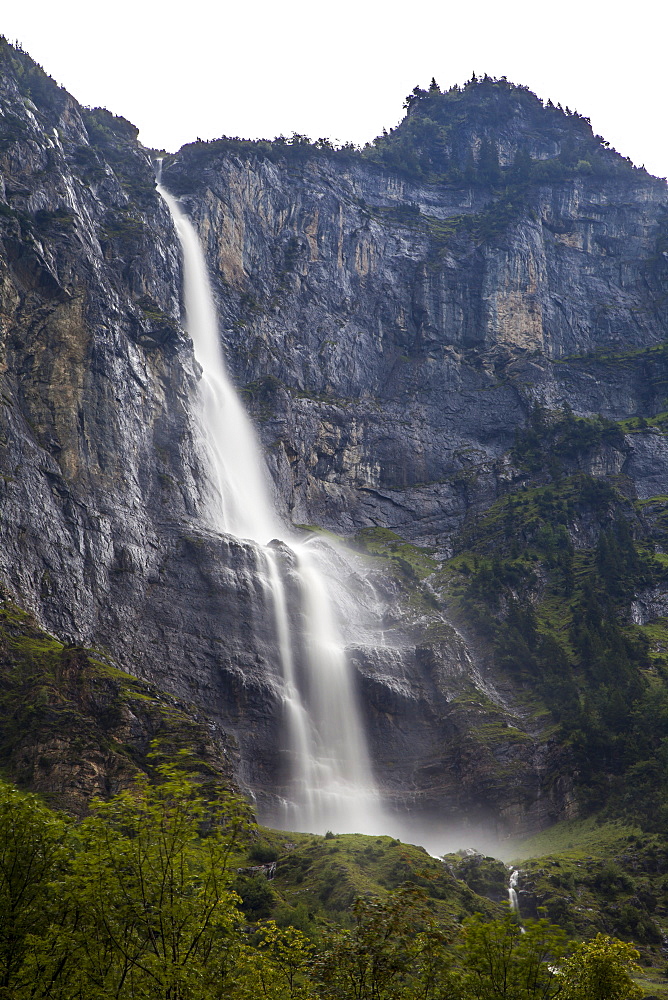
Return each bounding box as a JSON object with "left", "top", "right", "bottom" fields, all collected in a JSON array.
[{"left": 0, "top": 35, "right": 667, "bottom": 853}]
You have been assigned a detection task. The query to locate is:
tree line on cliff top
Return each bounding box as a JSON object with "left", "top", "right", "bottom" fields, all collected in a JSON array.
[{"left": 173, "top": 74, "right": 653, "bottom": 189}]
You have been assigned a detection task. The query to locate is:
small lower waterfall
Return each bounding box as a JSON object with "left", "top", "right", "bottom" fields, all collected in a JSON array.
[
  {"left": 156, "top": 171, "right": 383, "bottom": 834},
  {"left": 508, "top": 869, "right": 522, "bottom": 920}
]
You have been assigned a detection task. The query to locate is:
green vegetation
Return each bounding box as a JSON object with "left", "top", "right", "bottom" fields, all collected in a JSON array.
[
  {"left": 559, "top": 935, "right": 643, "bottom": 1000},
  {"left": 444, "top": 486, "right": 668, "bottom": 827},
  {"left": 0, "top": 34, "right": 666, "bottom": 997},
  {"left": 101, "top": 206, "right": 146, "bottom": 242},
  {"left": 267, "top": 832, "right": 501, "bottom": 927},
  {"left": 511, "top": 403, "right": 625, "bottom": 475},
  {"left": 167, "top": 133, "right": 360, "bottom": 195},
  {"left": 31, "top": 208, "right": 76, "bottom": 233},
  {"left": 353, "top": 527, "right": 438, "bottom": 583},
  {"left": 444, "top": 853, "right": 509, "bottom": 903},
  {"left": 428, "top": 398, "right": 668, "bottom": 832},
  {"left": 511, "top": 816, "right": 644, "bottom": 860},
  {"left": 0, "top": 475, "right": 662, "bottom": 993},
  {"left": 314, "top": 887, "right": 454, "bottom": 999},
  {"left": 0, "top": 773, "right": 649, "bottom": 999},
  {"left": 0, "top": 767, "right": 255, "bottom": 999},
  {"left": 0, "top": 36, "right": 67, "bottom": 116},
  {"left": 0, "top": 596, "right": 236, "bottom": 810},
  {"left": 170, "top": 75, "right": 658, "bottom": 252},
  {"left": 363, "top": 75, "right": 645, "bottom": 186},
  {"left": 168, "top": 74, "right": 653, "bottom": 194},
  {"left": 457, "top": 911, "right": 570, "bottom": 1000},
  {"left": 171, "top": 75, "right": 632, "bottom": 193},
  {"left": 507, "top": 819, "right": 668, "bottom": 966}
]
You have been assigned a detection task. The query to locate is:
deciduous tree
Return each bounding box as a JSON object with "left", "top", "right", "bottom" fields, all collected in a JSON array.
[{"left": 557, "top": 934, "right": 642, "bottom": 1000}]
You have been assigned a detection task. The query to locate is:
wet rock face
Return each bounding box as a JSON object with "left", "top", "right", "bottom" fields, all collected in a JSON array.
[
  {"left": 0, "top": 58, "right": 247, "bottom": 676},
  {"left": 1, "top": 43, "right": 667, "bottom": 835}
]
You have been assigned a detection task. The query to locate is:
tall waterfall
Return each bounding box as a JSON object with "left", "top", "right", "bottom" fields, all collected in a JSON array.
[{"left": 156, "top": 172, "right": 383, "bottom": 834}]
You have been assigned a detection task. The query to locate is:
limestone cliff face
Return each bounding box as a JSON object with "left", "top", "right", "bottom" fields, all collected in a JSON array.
[
  {"left": 165, "top": 143, "right": 668, "bottom": 549},
  {"left": 1, "top": 44, "right": 667, "bottom": 836}
]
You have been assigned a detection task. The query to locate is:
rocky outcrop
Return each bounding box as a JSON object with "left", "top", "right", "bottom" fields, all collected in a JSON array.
[
  {"left": 0, "top": 596, "right": 240, "bottom": 815},
  {"left": 1, "top": 42, "right": 667, "bottom": 835}
]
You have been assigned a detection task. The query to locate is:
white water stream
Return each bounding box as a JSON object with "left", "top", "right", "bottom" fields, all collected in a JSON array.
[
  {"left": 156, "top": 170, "right": 383, "bottom": 834},
  {"left": 508, "top": 868, "right": 522, "bottom": 920}
]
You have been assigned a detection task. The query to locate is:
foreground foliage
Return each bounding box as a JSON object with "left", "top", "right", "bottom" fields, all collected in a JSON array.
[
  {"left": 458, "top": 912, "right": 569, "bottom": 1000},
  {"left": 315, "top": 887, "right": 455, "bottom": 999},
  {"left": 558, "top": 934, "right": 642, "bottom": 1000},
  {"left": 0, "top": 775, "right": 649, "bottom": 1000}
]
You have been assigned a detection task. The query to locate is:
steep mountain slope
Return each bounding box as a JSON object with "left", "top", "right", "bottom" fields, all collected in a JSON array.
[
  {"left": 0, "top": 597, "right": 239, "bottom": 814},
  {"left": 0, "top": 41, "right": 290, "bottom": 810},
  {"left": 1, "top": 41, "right": 667, "bottom": 841},
  {"left": 160, "top": 79, "right": 668, "bottom": 833},
  {"left": 164, "top": 79, "right": 668, "bottom": 547}
]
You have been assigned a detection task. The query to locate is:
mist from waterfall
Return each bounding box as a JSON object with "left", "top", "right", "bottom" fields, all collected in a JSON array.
[{"left": 156, "top": 171, "right": 383, "bottom": 835}]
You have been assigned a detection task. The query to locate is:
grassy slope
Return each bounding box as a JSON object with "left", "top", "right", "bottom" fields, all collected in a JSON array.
[
  {"left": 254, "top": 828, "right": 502, "bottom": 927},
  {"left": 510, "top": 818, "right": 668, "bottom": 991},
  {"left": 239, "top": 821, "right": 667, "bottom": 987}
]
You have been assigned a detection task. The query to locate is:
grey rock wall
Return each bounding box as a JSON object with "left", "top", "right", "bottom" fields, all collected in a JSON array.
[
  {"left": 2, "top": 44, "right": 667, "bottom": 836},
  {"left": 165, "top": 150, "right": 668, "bottom": 548}
]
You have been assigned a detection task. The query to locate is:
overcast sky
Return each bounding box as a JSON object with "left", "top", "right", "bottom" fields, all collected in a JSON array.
[{"left": 3, "top": 0, "right": 667, "bottom": 178}]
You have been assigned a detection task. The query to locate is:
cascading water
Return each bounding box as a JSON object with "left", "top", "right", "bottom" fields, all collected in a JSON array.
[
  {"left": 156, "top": 168, "right": 277, "bottom": 543},
  {"left": 156, "top": 167, "right": 383, "bottom": 834},
  {"left": 508, "top": 869, "right": 521, "bottom": 918}
]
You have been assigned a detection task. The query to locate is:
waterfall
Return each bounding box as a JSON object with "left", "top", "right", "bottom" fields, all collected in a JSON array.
[
  {"left": 157, "top": 179, "right": 278, "bottom": 544},
  {"left": 508, "top": 868, "right": 522, "bottom": 919},
  {"left": 156, "top": 170, "right": 383, "bottom": 834}
]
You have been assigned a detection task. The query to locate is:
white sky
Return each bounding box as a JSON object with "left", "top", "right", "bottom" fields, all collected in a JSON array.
[{"left": 2, "top": 0, "right": 667, "bottom": 178}]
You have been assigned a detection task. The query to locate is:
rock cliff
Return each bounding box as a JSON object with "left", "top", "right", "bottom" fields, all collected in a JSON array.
[
  {"left": 1, "top": 44, "right": 667, "bottom": 838},
  {"left": 164, "top": 110, "right": 668, "bottom": 548}
]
